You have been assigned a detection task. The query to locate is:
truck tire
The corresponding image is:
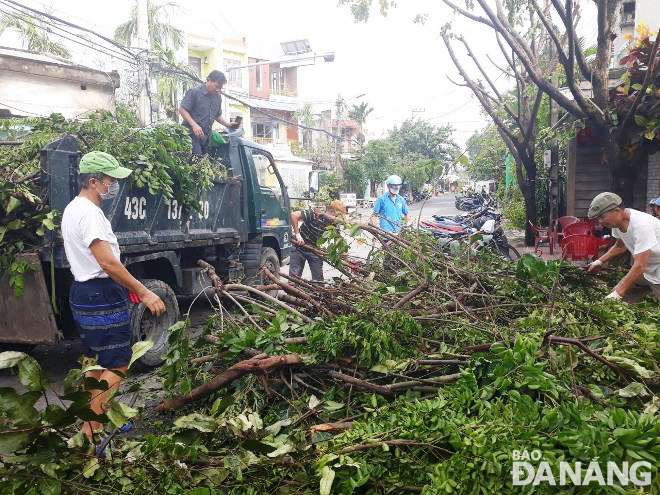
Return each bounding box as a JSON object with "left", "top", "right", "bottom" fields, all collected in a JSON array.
[
  {"left": 129, "top": 279, "right": 179, "bottom": 371},
  {"left": 260, "top": 247, "right": 280, "bottom": 295}
]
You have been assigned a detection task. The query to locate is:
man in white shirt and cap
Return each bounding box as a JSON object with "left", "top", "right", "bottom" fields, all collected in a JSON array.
[
  {"left": 62, "top": 151, "right": 165, "bottom": 442},
  {"left": 586, "top": 192, "right": 660, "bottom": 303}
]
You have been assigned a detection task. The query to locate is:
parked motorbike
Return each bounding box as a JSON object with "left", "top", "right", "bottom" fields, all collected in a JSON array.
[{"left": 421, "top": 207, "right": 519, "bottom": 261}]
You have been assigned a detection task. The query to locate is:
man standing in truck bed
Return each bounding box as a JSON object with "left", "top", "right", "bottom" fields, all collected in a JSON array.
[{"left": 178, "top": 70, "right": 239, "bottom": 155}]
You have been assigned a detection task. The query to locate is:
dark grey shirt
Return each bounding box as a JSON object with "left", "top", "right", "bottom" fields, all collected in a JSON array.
[{"left": 180, "top": 84, "right": 222, "bottom": 135}]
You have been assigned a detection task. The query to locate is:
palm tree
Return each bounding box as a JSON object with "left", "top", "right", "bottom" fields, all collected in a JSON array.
[
  {"left": 348, "top": 102, "right": 374, "bottom": 128},
  {"left": 293, "top": 102, "right": 320, "bottom": 150},
  {"left": 0, "top": 9, "right": 70, "bottom": 58},
  {"left": 114, "top": 1, "right": 183, "bottom": 51}
]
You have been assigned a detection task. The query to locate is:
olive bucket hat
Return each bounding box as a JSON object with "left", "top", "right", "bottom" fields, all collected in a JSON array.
[
  {"left": 79, "top": 151, "right": 132, "bottom": 179},
  {"left": 588, "top": 192, "right": 623, "bottom": 219}
]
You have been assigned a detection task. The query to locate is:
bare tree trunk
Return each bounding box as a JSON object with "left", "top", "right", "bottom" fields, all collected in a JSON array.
[{"left": 523, "top": 180, "right": 537, "bottom": 246}]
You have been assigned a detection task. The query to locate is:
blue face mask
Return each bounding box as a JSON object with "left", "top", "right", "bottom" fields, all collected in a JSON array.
[{"left": 96, "top": 180, "right": 119, "bottom": 200}]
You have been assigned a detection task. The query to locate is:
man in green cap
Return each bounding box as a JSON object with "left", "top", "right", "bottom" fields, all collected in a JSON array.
[
  {"left": 586, "top": 192, "right": 660, "bottom": 302},
  {"left": 62, "top": 151, "right": 166, "bottom": 442}
]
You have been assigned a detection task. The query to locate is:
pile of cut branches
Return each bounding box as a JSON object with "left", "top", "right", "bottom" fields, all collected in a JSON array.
[{"left": 0, "top": 221, "right": 658, "bottom": 494}]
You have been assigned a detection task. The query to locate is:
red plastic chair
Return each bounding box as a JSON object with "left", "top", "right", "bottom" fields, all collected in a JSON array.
[
  {"left": 562, "top": 222, "right": 595, "bottom": 237},
  {"left": 552, "top": 216, "right": 580, "bottom": 250},
  {"left": 585, "top": 217, "right": 604, "bottom": 237},
  {"left": 561, "top": 234, "right": 612, "bottom": 261},
  {"left": 528, "top": 220, "right": 553, "bottom": 255}
]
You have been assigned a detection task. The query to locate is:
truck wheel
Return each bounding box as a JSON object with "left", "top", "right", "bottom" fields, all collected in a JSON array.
[
  {"left": 260, "top": 247, "right": 280, "bottom": 295},
  {"left": 129, "top": 279, "right": 179, "bottom": 371}
]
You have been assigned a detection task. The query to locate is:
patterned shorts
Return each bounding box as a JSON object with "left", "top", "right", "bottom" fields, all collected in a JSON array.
[{"left": 69, "top": 278, "right": 132, "bottom": 369}]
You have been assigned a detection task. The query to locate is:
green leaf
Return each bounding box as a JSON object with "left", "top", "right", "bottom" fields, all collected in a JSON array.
[
  {"left": 0, "top": 351, "right": 27, "bottom": 369},
  {"left": 617, "top": 382, "right": 648, "bottom": 398},
  {"left": 18, "top": 355, "right": 49, "bottom": 392},
  {"left": 631, "top": 83, "right": 643, "bottom": 90},
  {"left": 42, "top": 404, "right": 74, "bottom": 428},
  {"left": 634, "top": 115, "right": 649, "bottom": 127},
  {"left": 211, "top": 396, "right": 235, "bottom": 416},
  {"left": 319, "top": 466, "right": 336, "bottom": 495},
  {"left": 82, "top": 458, "right": 100, "bottom": 478},
  {"left": 173, "top": 413, "right": 217, "bottom": 432},
  {"left": 128, "top": 339, "right": 154, "bottom": 369},
  {"left": 5, "top": 197, "right": 21, "bottom": 214},
  {"left": 308, "top": 394, "right": 321, "bottom": 410},
  {"left": 6, "top": 219, "right": 24, "bottom": 230},
  {"left": 241, "top": 439, "right": 277, "bottom": 454},
  {"left": 606, "top": 356, "right": 654, "bottom": 378},
  {"left": 0, "top": 387, "right": 40, "bottom": 427},
  {"left": 41, "top": 462, "right": 60, "bottom": 478},
  {"left": 0, "top": 431, "right": 30, "bottom": 454},
  {"left": 82, "top": 377, "right": 109, "bottom": 391},
  {"left": 324, "top": 400, "right": 345, "bottom": 412},
  {"left": 105, "top": 401, "right": 138, "bottom": 428},
  {"left": 458, "top": 154, "right": 469, "bottom": 166},
  {"left": 38, "top": 479, "right": 61, "bottom": 495}
]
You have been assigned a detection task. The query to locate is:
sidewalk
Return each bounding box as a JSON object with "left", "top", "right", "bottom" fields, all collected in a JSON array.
[{"left": 504, "top": 226, "right": 562, "bottom": 261}]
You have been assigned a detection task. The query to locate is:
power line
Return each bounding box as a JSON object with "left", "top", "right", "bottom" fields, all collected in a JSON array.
[
  {"left": 18, "top": 0, "right": 117, "bottom": 35},
  {"left": 0, "top": 100, "right": 48, "bottom": 116},
  {"left": 2, "top": 0, "right": 137, "bottom": 59},
  {"left": 150, "top": 63, "right": 342, "bottom": 139},
  {"left": 0, "top": 3, "right": 137, "bottom": 65}
]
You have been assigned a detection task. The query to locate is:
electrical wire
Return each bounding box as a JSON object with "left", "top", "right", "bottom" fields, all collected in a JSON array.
[
  {"left": 0, "top": 2, "right": 138, "bottom": 65},
  {"left": 2, "top": 0, "right": 137, "bottom": 59},
  {"left": 0, "top": 100, "right": 48, "bottom": 116},
  {"left": 151, "top": 62, "right": 342, "bottom": 139}
]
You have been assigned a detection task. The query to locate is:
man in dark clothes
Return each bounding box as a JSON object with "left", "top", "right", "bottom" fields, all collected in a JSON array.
[
  {"left": 290, "top": 200, "right": 346, "bottom": 281},
  {"left": 178, "top": 70, "right": 239, "bottom": 155}
]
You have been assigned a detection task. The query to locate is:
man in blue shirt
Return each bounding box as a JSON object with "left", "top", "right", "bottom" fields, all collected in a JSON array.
[{"left": 371, "top": 175, "right": 409, "bottom": 233}]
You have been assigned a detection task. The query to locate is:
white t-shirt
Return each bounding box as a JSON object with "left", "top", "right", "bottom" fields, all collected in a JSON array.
[
  {"left": 612, "top": 209, "right": 660, "bottom": 284},
  {"left": 61, "top": 196, "right": 121, "bottom": 282}
]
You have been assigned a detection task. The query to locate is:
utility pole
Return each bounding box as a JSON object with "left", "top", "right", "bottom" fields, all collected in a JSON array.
[
  {"left": 548, "top": 39, "right": 559, "bottom": 228},
  {"left": 334, "top": 93, "right": 342, "bottom": 171},
  {"left": 136, "top": 0, "right": 150, "bottom": 126}
]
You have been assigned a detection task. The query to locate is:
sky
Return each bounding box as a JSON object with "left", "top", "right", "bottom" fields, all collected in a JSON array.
[{"left": 0, "top": 0, "right": 600, "bottom": 147}]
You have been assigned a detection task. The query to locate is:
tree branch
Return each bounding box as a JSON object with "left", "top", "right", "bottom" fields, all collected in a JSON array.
[
  {"left": 440, "top": 0, "right": 495, "bottom": 28},
  {"left": 521, "top": 87, "right": 544, "bottom": 152},
  {"left": 458, "top": 35, "right": 522, "bottom": 126},
  {"left": 549, "top": 0, "right": 592, "bottom": 80}
]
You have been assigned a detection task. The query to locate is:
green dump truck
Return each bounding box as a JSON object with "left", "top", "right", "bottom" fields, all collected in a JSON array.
[{"left": 0, "top": 131, "right": 292, "bottom": 369}]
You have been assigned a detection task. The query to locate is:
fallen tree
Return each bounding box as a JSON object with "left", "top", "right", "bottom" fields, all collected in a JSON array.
[{"left": 0, "top": 220, "right": 657, "bottom": 494}]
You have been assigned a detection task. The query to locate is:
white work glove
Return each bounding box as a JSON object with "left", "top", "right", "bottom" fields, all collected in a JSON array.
[
  {"left": 587, "top": 259, "right": 603, "bottom": 274},
  {"left": 293, "top": 233, "right": 304, "bottom": 244},
  {"left": 605, "top": 290, "right": 622, "bottom": 300}
]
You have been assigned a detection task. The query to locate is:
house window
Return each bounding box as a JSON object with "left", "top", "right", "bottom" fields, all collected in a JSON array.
[
  {"left": 255, "top": 66, "right": 262, "bottom": 90},
  {"left": 271, "top": 71, "right": 279, "bottom": 92},
  {"left": 224, "top": 58, "right": 242, "bottom": 87},
  {"left": 252, "top": 122, "right": 278, "bottom": 140},
  {"left": 189, "top": 56, "right": 201, "bottom": 77},
  {"left": 621, "top": 2, "right": 635, "bottom": 25}
]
